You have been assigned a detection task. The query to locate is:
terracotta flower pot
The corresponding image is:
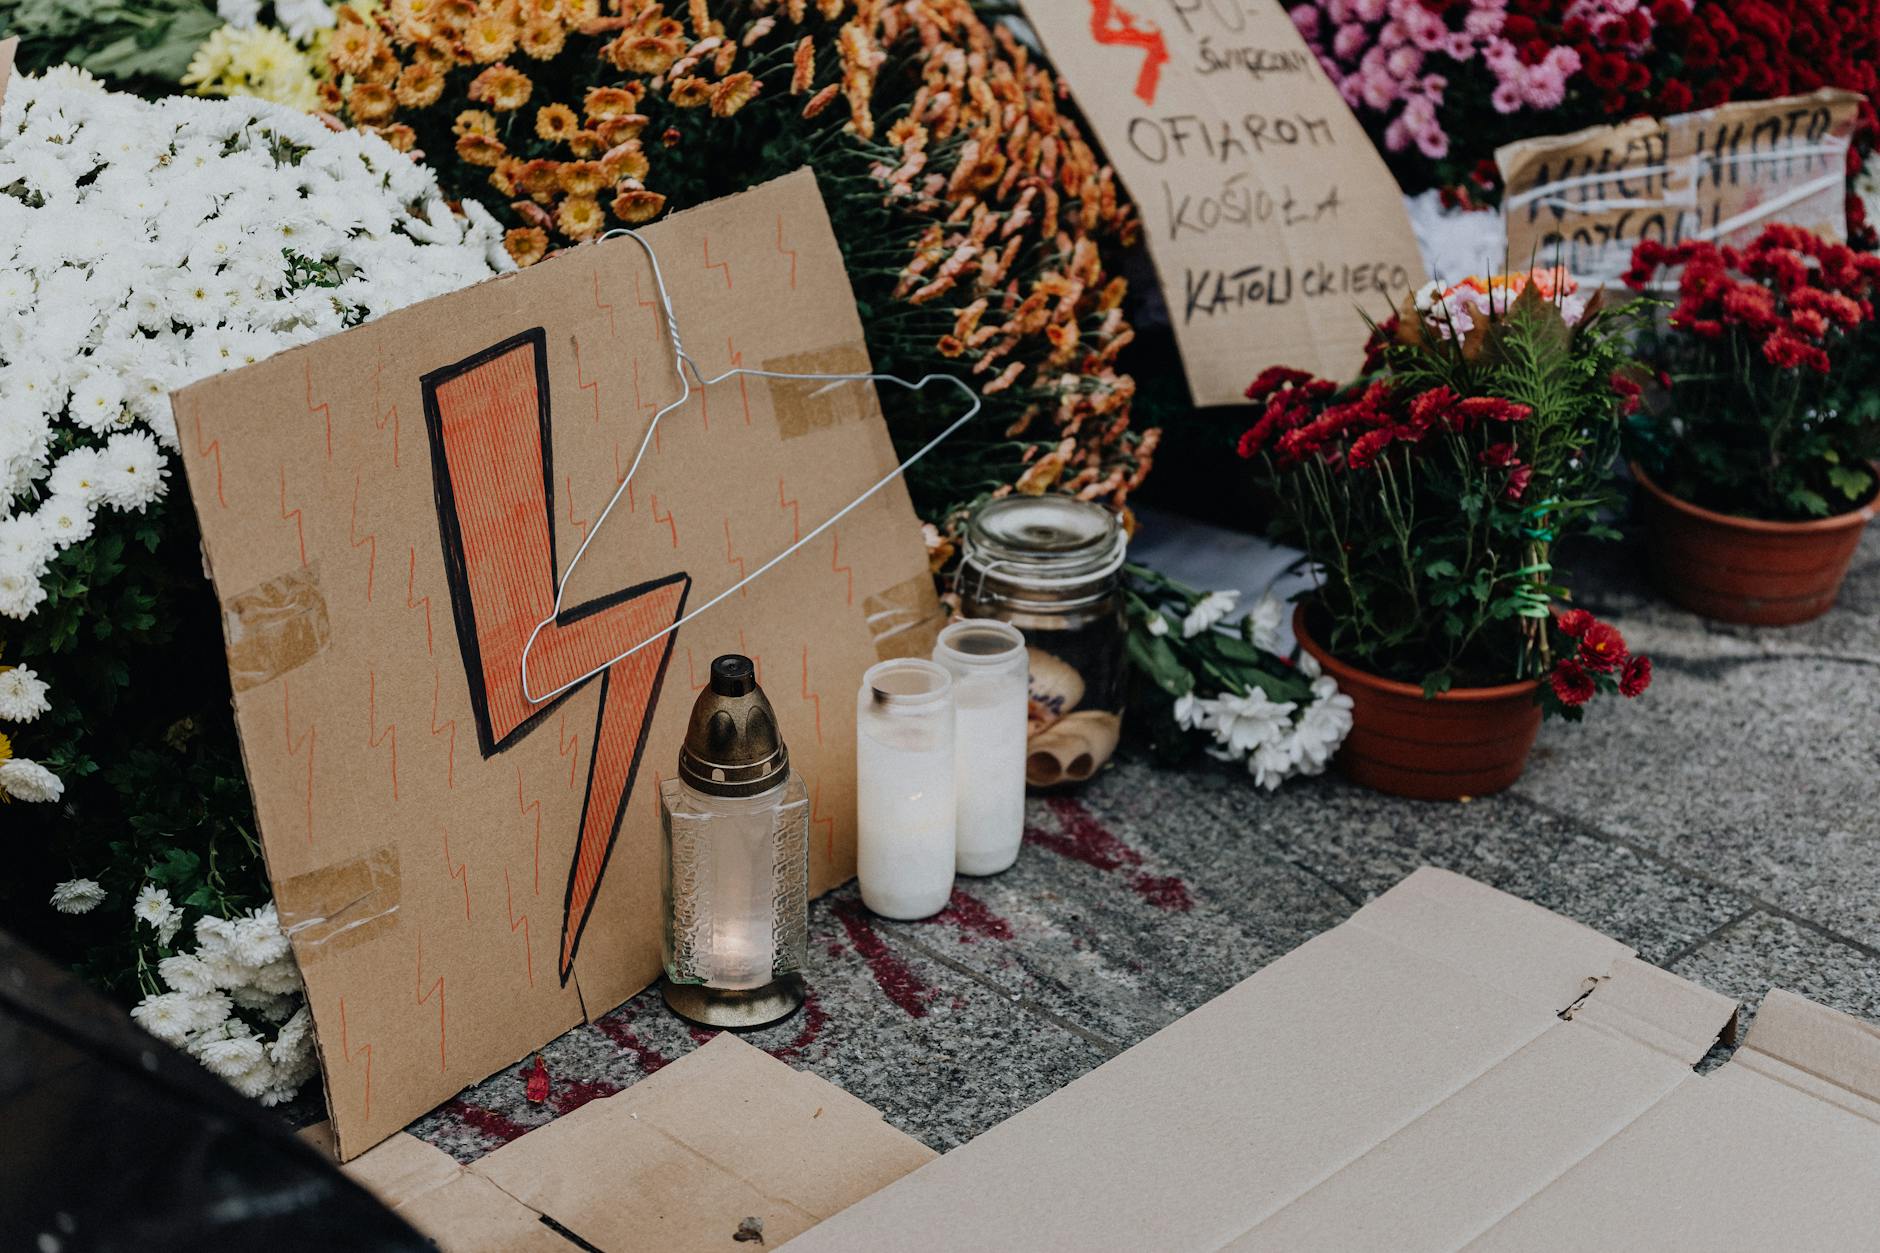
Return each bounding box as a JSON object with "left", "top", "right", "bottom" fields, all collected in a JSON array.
[
  {"left": 1293, "top": 606, "right": 1541, "bottom": 802},
  {"left": 1632, "top": 461, "right": 1878, "bottom": 626}
]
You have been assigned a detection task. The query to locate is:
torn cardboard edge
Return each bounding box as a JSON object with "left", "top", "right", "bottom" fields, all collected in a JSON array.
[
  {"left": 785, "top": 867, "right": 1880, "bottom": 1252},
  {"left": 307, "top": 1034, "right": 934, "bottom": 1252},
  {"left": 0, "top": 37, "right": 17, "bottom": 107}
]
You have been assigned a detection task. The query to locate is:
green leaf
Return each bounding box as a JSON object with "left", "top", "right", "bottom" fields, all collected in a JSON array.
[
  {"left": 1828, "top": 464, "right": 1873, "bottom": 502},
  {"left": 1125, "top": 628, "right": 1195, "bottom": 698}
]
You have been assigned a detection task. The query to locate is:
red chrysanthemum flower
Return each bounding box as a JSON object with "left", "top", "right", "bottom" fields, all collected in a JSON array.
[
  {"left": 1556, "top": 608, "right": 1594, "bottom": 637},
  {"left": 1578, "top": 621, "right": 1627, "bottom": 671},
  {"left": 1619, "top": 654, "right": 1652, "bottom": 698},
  {"left": 1550, "top": 659, "right": 1596, "bottom": 707}
]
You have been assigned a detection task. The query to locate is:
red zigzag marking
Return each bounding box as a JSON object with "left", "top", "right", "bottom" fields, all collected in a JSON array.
[
  {"left": 192, "top": 406, "right": 227, "bottom": 508},
  {"left": 305, "top": 360, "right": 333, "bottom": 462},
  {"left": 415, "top": 934, "right": 446, "bottom": 1072},
  {"left": 366, "top": 670, "right": 399, "bottom": 802},
  {"left": 430, "top": 670, "right": 456, "bottom": 789},
  {"left": 505, "top": 867, "right": 535, "bottom": 987},
  {"left": 278, "top": 466, "right": 308, "bottom": 568},
  {"left": 407, "top": 547, "right": 435, "bottom": 656},
  {"left": 349, "top": 473, "right": 377, "bottom": 603},
  {"left": 442, "top": 827, "right": 470, "bottom": 920},
  {"left": 338, "top": 996, "right": 373, "bottom": 1121}
]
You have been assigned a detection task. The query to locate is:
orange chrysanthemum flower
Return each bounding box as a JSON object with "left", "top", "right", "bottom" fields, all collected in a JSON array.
[
  {"left": 610, "top": 34, "right": 680, "bottom": 75},
  {"left": 595, "top": 114, "right": 648, "bottom": 146},
  {"left": 790, "top": 35, "right": 815, "bottom": 93},
  {"left": 667, "top": 76, "right": 711, "bottom": 108},
  {"left": 453, "top": 108, "right": 497, "bottom": 137},
  {"left": 377, "top": 123, "right": 418, "bottom": 152},
  {"left": 519, "top": 159, "right": 563, "bottom": 203},
  {"left": 710, "top": 71, "right": 759, "bottom": 116},
  {"left": 611, "top": 187, "right": 666, "bottom": 224},
  {"left": 556, "top": 195, "right": 606, "bottom": 240},
  {"left": 505, "top": 227, "right": 549, "bottom": 267},
  {"left": 329, "top": 18, "right": 380, "bottom": 75},
  {"left": 349, "top": 83, "right": 397, "bottom": 125},
  {"left": 455, "top": 132, "right": 509, "bottom": 167},
  {"left": 600, "top": 141, "right": 648, "bottom": 182},
  {"left": 463, "top": 13, "right": 519, "bottom": 63},
  {"left": 557, "top": 160, "right": 607, "bottom": 196},
  {"left": 801, "top": 83, "right": 838, "bottom": 119},
  {"left": 583, "top": 86, "right": 640, "bottom": 121},
  {"left": 395, "top": 62, "right": 445, "bottom": 109},
  {"left": 488, "top": 157, "right": 525, "bottom": 196},
  {"left": 519, "top": 19, "right": 567, "bottom": 60},
  {"left": 566, "top": 129, "right": 606, "bottom": 157},
  {"left": 467, "top": 64, "right": 533, "bottom": 111},
  {"left": 535, "top": 102, "right": 579, "bottom": 142}
]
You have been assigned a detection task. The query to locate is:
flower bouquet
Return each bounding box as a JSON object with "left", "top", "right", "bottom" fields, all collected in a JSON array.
[
  {"left": 0, "top": 69, "right": 507, "bottom": 1102},
  {"left": 1624, "top": 226, "right": 1880, "bottom": 623},
  {"left": 1125, "top": 571, "right": 1353, "bottom": 792},
  {"left": 1237, "top": 269, "right": 1652, "bottom": 799}
]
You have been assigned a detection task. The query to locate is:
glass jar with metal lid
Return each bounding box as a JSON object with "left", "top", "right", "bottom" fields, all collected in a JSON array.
[{"left": 957, "top": 496, "right": 1128, "bottom": 789}]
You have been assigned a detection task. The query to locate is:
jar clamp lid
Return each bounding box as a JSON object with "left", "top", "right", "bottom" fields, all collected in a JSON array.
[
  {"left": 958, "top": 496, "right": 1128, "bottom": 611},
  {"left": 678, "top": 655, "right": 788, "bottom": 797}
]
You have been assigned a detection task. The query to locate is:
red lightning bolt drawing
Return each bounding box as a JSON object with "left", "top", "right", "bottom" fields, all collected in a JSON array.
[{"left": 423, "top": 329, "right": 688, "bottom": 985}]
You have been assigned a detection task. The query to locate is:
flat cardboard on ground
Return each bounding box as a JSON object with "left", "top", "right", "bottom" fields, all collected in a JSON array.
[
  {"left": 1016, "top": 0, "right": 1425, "bottom": 405},
  {"left": 1499, "top": 88, "right": 1862, "bottom": 286},
  {"left": 174, "top": 170, "right": 941, "bottom": 1159},
  {"left": 785, "top": 867, "right": 1880, "bottom": 1251},
  {"left": 315, "top": 1035, "right": 934, "bottom": 1251}
]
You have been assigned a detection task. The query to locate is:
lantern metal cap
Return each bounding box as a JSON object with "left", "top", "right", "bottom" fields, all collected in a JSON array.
[{"left": 677, "top": 655, "right": 789, "bottom": 797}]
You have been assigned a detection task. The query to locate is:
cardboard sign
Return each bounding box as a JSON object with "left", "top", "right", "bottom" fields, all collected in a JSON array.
[
  {"left": 787, "top": 867, "right": 1880, "bottom": 1251},
  {"left": 320, "top": 1035, "right": 936, "bottom": 1251},
  {"left": 1499, "top": 88, "right": 1863, "bottom": 287},
  {"left": 1017, "top": 0, "right": 1426, "bottom": 405},
  {"left": 174, "top": 169, "right": 941, "bottom": 1159},
  {"left": 0, "top": 36, "right": 17, "bottom": 105}
]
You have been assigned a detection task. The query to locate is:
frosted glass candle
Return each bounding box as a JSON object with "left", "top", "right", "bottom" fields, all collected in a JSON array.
[
  {"left": 855, "top": 658, "right": 956, "bottom": 920},
  {"left": 932, "top": 619, "right": 1028, "bottom": 876}
]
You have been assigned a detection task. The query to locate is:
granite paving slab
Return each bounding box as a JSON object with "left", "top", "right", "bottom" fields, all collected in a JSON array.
[{"left": 1671, "top": 910, "right": 1880, "bottom": 1043}]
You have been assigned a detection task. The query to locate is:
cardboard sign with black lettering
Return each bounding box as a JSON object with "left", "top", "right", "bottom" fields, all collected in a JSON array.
[
  {"left": 1498, "top": 88, "right": 1863, "bottom": 287},
  {"left": 1018, "top": 0, "right": 1426, "bottom": 405}
]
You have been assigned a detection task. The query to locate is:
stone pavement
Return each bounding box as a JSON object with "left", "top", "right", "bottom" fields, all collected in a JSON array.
[{"left": 408, "top": 527, "right": 1880, "bottom": 1162}]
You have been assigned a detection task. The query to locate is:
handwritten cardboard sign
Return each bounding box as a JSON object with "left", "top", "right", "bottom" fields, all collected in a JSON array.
[
  {"left": 173, "top": 170, "right": 941, "bottom": 1158},
  {"left": 1018, "top": 0, "right": 1426, "bottom": 404},
  {"left": 1499, "top": 88, "right": 1863, "bottom": 286}
]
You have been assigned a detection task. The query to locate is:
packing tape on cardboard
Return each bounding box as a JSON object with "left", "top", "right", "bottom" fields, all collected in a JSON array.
[
  {"left": 224, "top": 564, "right": 332, "bottom": 692},
  {"left": 518, "top": 228, "right": 982, "bottom": 706}
]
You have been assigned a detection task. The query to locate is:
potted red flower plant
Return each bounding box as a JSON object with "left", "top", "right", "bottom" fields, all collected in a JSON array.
[
  {"left": 1624, "top": 225, "right": 1880, "bottom": 624},
  {"left": 1238, "top": 270, "right": 1652, "bottom": 801}
]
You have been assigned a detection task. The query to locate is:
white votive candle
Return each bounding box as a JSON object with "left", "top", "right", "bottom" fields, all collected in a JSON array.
[
  {"left": 932, "top": 619, "right": 1028, "bottom": 876},
  {"left": 855, "top": 658, "right": 956, "bottom": 920}
]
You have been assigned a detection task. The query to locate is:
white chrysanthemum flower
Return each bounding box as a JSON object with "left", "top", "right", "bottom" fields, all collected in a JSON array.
[
  {"left": 95, "top": 431, "right": 169, "bottom": 512},
  {"left": 130, "top": 992, "right": 198, "bottom": 1046},
  {"left": 1145, "top": 613, "right": 1169, "bottom": 637},
  {"left": 158, "top": 953, "right": 218, "bottom": 995},
  {"left": 252, "top": 955, "right": 304, "bottom": 996},
  {"left": 1247, "top": 593, "right": 1285, "bottom": 652},
  {"left": 0, "top": 516, "right": 52, "bottom": 574},
  {"left": 1209, "top": 689, "right": 1297, "bottom": 757},
  {"left": 1182, "top": 589, "right": 1240, "bottom": 639},
  {"left": 133, "top": 883, "right": 179, "bottom": 930},
  {"left": 269, "top": 1006, "right": 313, "bottom": 1065},
  {"left": 35, "top": 494, "right": 95, "bottom": 548},
  {"left": 0, "top": 757, "right": 62, "bottom": 802},
  {"left": 196, "top": 1032, "right": 267, "bottom": 1078},
  {"left": 0, "top": 665, "right": 51, "bottom": 721},
  {"left": 49, "top": 878, "right": 107, "bottom": 914},
  {"left": 66, "top": 372, "right": 129, "bottom": 435},
  {"left": 231, "top": 904, "right": 291, "bottom": 966},
  {"left": 1172, "top": 692, "right": 1212, "bottom": 732},
  {"left": 0, "top": 556, "right": 50, "bottom": 620},
  {"left": 47, "top": 449, "right": 105, "bottom": 501},
  {"left": 1248, "top": 741, "right": 1297, "bottom": 792}
]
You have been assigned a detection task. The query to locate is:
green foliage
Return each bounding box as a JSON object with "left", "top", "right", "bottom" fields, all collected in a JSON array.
[
  {"left": 2, "top": 0, "right": 223, "bottom": 86},
  {"left": 1255, "top": 283, "right": 1645, "bottom": 694}
]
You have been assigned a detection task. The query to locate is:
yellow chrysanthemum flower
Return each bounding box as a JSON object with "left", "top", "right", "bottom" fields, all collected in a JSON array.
[
  {"left": 184, "top": 25, "right": 322, "bottom": 112},
  {"left": 555, "top": 195, "right": 605, "bottom": 240}
]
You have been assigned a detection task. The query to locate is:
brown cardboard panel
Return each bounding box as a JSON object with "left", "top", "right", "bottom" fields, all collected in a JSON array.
[
  {"left": 172, "top": 169, "right": 939, "bottom": 1158},
  {"left": 1015, "top": 0, "right": 1424, "bottom": 404},
  {"left": 1226, "top": 1021, "right": 1686, "bottom": 1252},
  {"left": 786, "top": 869, "right": 1880, "bottom": 1253},
  {"left": 0, "top": 38, "right": 18, "bottom": 107},
  {"left": 327, "top": 1036, "right": 932, "bottom": 1253},
  {"left": 1499, "top": 89, "right": 1861, "bottom": 286},
  {"left": 1467, "top": 1038, "right": 1880, "bottom": 1250}
]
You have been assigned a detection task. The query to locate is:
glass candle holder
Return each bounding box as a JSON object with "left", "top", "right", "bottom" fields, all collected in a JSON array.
[
  {"left": 855, "top": 658, "right": 956, "bottom": 920},
  {"left": 660, "top": 655, "right": 809, "bottom": 1029},
  {"left": 932, "top": 619, "right": 1028, "bottom": 876},
  {"left": 957, "top": 495, "right": 1129, "bottom": 789}
]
